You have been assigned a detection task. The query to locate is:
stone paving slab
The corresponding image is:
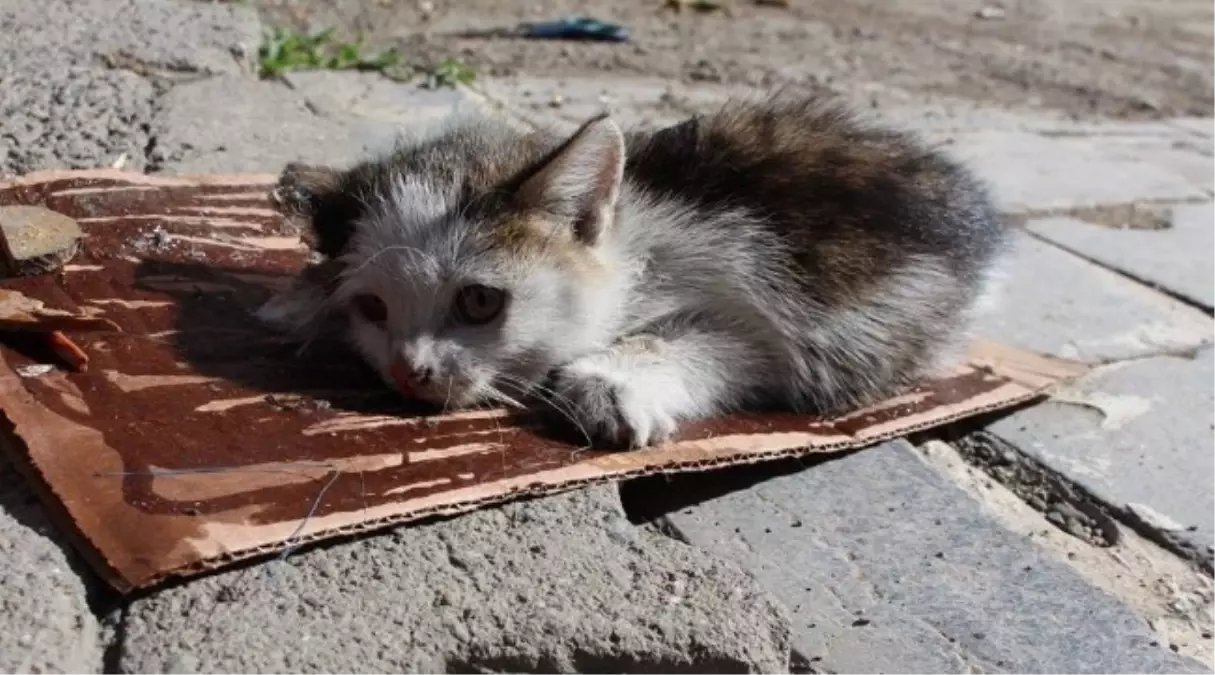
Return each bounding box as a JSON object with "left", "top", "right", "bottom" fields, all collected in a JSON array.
[
  {"left": 119, "top": 486, "right": 790, "bottom": 673},
  {"left": 282, "top": 71, "right": 497, "bottom": 133},
  {"left": 940, "top": 129, "right": 1212, "bottom": 214},
  {"left": 989, "top": 349, "right": 1215, "bottom": 566},
  {"left": 149, "top": 76, "right": 402, "bottom": 174},
  {"left": 473, "top": 75, "right": 735, "bottom": 132},
  {"left": 1025, "top": 205, "right": 1215, "bottom": 310},
  {"left": 150, "top": 75, "right": 518, "bottom": 174},
  {"left": 0, "top": 457, "right": 104, "bottom": 674},
  {"left": 1170, "top": 118, "right": 1215, "bottom": 137},
  {"left": 477, "top": 74, "right": 1153, "bottom": 138},
  {"left": 627, "top": 440, "right": 1206, "bottom": 674},
  {"left": 976, "top": 231, "right": 1213, "bottom": 364}
]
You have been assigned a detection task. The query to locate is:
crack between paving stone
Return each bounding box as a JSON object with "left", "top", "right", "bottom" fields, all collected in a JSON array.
[
  {"left": 1082, "top": 343, "right": 1213, "bottom": 369},
  {"left": 928, "top": 427, "right": 1215, "bottom": 575},
  {"left": 140, "top": 86, "right": 168, "bottom": 174},
  {"left": 100, "top": 603, "right": 129, "bottom": 675},
  {"left": 100, "top": 58, "right": 200, "bottom": 175},
  {"left": 1007, "top": 196, "right": 1213, "bottom": 228},
  {"left": 98, "top": 51, "right": 213, "bottom": 82},
  {"left": 99, "top": 49, "right": 267, "bottom": 175},
  {"left": 918, "top": 436, "right": 1215, "bottom": 665},
  {"left": 1018, "top": 226, "right": 1215, "bottom": 316},
  {"left": 277, "top": 74, "right": 330, "bottom": 119},
  {"left": 922, "top": 430, "right": 1122, "bottom": 548},
  {"left": 277, "top": 72, "right": 388, "bottom": 120},
  {"left": 463, "top": 83, "right": 543, "bottom": 132}
]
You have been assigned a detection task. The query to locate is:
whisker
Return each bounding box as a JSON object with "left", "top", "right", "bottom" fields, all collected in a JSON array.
[
  {"left": 497, "top": 375, "right": 593, "bottom": 450},
  {"left": 471, "top": 397, "right": 510, "bottom": 476},
  {"left": 442, "top": 375, "right": 454, "bottom": 414},
  {"left": 482, "top": 383, "right": 526, "bottom": 411}
]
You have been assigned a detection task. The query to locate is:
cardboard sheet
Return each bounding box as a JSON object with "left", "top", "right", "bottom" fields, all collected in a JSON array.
[{"left": 0, "top": 170, "right": 1086, "bottom": 592}]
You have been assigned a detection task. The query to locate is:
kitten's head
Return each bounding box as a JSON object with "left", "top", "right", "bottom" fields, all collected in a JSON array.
[{"left": 262, "top": 114, "right": 629, "bottom": 409}]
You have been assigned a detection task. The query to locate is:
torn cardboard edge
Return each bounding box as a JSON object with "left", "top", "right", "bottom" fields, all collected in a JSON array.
[
  {"left": 0, "top": 336, "right": 1086, "bottom": 593},
  {"left": 0, "top": 287, "right": 122, "bottom": 333}
]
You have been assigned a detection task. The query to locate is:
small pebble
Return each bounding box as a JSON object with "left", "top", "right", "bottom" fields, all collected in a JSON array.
[
  {"left": 0, "top": 206, "right": 82, "bottom": 276},
  {"left": 976, "top": 6, "right": 1006, "bottom": 20}
]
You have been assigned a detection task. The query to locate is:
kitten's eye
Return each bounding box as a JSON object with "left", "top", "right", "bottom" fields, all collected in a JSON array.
[
  {"left": 453, "top": 284, "right": 506, "bottom": 325},
  {"left": 352, "top": 293, "right": 388, "bottom": 324}
]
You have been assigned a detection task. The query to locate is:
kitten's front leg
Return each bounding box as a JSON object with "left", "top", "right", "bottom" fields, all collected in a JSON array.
[{"left": 549, "top": 330, "right": 763, "bottom": 449}]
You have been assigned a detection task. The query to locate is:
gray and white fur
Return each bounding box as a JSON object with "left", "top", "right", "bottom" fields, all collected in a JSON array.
[{"left": 258, "top": 92, "right": 1011, "bottom": 449}]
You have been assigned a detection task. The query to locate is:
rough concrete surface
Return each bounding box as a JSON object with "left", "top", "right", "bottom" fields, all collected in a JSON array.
[
  {"left": 0, "top": 0, "right": 260, "bottom": 75},
  {"left": 626, "top": 440, "right": 1206, "bottom": 674},
  {"left": 0, "top": 66, "right": 155, "bottom": 176},
  {"left": 0, "top": 0, "right": 263, "bottom": 177},
  {"left": 975, "top": 231, "right": 1213, "bottom": 364},
  {"left": 989, "top": 349, "right": 1215, "bottom": 566},
  {"left": 0, "top": 457, "right": 104, "bottom": 674},
  {"left": 119, "top": 486, "right": 791, "bottom": 674},
  {"left": 1025, "top": 205, "right": 1215, "bottom": 310}
]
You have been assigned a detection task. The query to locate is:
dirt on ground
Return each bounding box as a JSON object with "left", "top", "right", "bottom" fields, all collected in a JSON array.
[{"left": 252, "top": 0, "right": 1213, "bottom": 121}]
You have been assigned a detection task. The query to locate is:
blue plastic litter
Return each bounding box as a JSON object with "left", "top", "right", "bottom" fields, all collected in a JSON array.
[{"left": 517, "top": 16, "right": 629, "bottom": 42}]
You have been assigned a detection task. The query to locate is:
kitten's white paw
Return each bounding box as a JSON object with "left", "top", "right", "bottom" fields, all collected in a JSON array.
[{"left": 550, "top": 354, "right": 680, "bottom": 449}]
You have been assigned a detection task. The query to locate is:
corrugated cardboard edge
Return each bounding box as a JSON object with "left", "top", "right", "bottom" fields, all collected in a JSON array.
[
  {"left": 171, "top": 340, "right": 1087, "bottom": 572},
  {"left": 0, "top": 334, "right": 1086, "bottom": 593}
]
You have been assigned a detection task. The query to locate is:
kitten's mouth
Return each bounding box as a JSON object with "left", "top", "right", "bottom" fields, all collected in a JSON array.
[
  {"left": 388, "top": 374, "right": 482, "bottom": 410},
  {"left": 388, "top": 362, "right": 421, "bottom": 398}
]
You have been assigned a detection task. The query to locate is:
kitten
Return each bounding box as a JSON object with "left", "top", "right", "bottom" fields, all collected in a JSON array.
[{"left": 258, "top": 92, "right": 1010, "bottom": 449}]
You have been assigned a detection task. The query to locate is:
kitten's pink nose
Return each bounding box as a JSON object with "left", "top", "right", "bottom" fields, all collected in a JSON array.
[{"left": 389, "top": 360, "right": 432, "bottom": 396}]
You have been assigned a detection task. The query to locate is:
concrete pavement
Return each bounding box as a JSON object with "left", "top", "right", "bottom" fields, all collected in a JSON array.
[{"left": 1, "top": 0, "right": 1212, "bottom": 672}]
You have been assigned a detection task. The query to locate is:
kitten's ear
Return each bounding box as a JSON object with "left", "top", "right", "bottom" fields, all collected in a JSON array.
[
  {"left": 273, "top": 162, "right": 357, "bottom": 258},
  {"left": 518, "top": 114, "right": 625, "bottom": 246}
]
